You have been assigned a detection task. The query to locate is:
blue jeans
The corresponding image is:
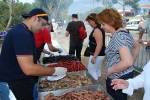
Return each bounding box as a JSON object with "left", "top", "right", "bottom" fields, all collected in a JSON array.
[
  {"left": 69, "top": 41, "right": 83, "bottom": 61},
  {"left": 106, "top": 71, "right": 134, "bottom": 100},
  {"left": 0, "top": 82, "right": 16, "bottom": 100}
]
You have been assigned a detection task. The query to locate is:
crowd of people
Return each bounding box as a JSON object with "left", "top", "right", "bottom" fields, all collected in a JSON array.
[{"left": 0, "top": 7, "right": 150, "bottom": 100}]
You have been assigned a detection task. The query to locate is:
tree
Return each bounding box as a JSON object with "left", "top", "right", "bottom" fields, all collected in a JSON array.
[
  {"left": 0, "top": 2, "right": 9, "bottom": 30},
  {"left": 96, "top": 0, "right": 140, "bottom": 18},
  {"left": 12, "top": 2, "right": 33, "bottom": 24},
  {"left": 96, "top": 0, "right": 113, "bottom": 8},
  {"left": 5, "top": 0, "right": 13, "bottom": 31},
  {"left": 0, "top": 1, "right": 32, "bottom": 31},
  {"left": 33, "top": 0, "right": 74, "bottom": 22}
]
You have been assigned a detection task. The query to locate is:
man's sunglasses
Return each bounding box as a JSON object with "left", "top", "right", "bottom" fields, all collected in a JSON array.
[{"left": 38, "top": 17, "right": 47, "bottom": 26}]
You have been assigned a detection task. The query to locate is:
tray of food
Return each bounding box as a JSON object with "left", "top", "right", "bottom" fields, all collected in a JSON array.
[
  {"left": 43, "top": 60, "right": 87, "bottom": 72},
  {"left": 38, "top": 84, "right": 114, "bottom": 100},
  {"left": 42, "top": 55, "right": 79, "bottom": 64},
  {"left": 38, "top": 70, "right": 98, "bottom": 92}
]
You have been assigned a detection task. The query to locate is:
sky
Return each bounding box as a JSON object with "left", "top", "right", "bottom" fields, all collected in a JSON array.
[{"left": 19, "top": 0, "right": 150, "bottom": 15}]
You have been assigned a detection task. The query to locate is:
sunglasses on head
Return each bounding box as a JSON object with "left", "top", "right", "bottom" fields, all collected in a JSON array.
[{"left": 88, "top": 15, "right": 93, "bottom": 18}]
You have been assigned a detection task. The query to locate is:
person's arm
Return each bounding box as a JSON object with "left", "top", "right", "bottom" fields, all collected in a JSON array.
[
  {"left": 133, "top": 40, "right": 140, "bottom": 62},
  {"left": 43, "top": 49, "right": 50, "bottom": 54},
  {"left": 42, "top": 49, "right": 54, "bottom": 56},
  {"left": 65, "top": 31, "right": 69, "bottom": 37},
  {"left": 65, "top": 22, "right": 70, "bottom": 37},
  {"left": 17, "top": 55, "right": 67, "bottom": 76},
  {"left": 106, "top": 46, "right": 134, "bottom": 79},
  {"left": 91, "top": 28, "right": 103, "bottom": 64},
  {"left": 17, "top": 55, "right": 55, "bottom": 76},
  {"left": 47, "top": 43, "right": 62, "bottom": 53},
  {"left": 138, "top": 19, "right": 149, "bottom": 43},
  {"left": 138, "top": 28, "right": 145, "bottom": 43}
]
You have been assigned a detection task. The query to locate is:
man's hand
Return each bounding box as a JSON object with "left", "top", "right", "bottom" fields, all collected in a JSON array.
[
  {"left": 52, "top": 67, "right": 67, "bottom": 76},
  {"left": 137, "top": 39, "right": 142, "bottom": 44},
  {"left": 58, "top": 48, "right": 63, "bottom": 53},
  {"left": 48, "top": 52, "right": 54, "bottom": 56}
]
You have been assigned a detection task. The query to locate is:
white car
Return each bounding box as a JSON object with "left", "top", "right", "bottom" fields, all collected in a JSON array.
[{"left": 126, "top": 19, "right": 141, "bottom": 30}]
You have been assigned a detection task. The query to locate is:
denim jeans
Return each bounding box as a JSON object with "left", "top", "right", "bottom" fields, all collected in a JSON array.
[
  {"left": 106, "top": 71, "right": 134, "bottom": 100},
  {"left": 69, "top": 41, "right": 83, "bottom": 61},
  {"left": 0, "top": 82, "right": 16, "bottom": 100}
]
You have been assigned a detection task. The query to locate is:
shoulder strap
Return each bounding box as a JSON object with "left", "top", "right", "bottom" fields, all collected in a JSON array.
[{"left": 116, "top": 30, "right": 129, "bottom": 34}]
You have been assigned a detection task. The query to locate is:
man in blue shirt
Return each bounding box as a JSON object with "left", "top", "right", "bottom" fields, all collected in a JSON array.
[{"left": 0, "top": 8, "right": 67, "bottom": 100}]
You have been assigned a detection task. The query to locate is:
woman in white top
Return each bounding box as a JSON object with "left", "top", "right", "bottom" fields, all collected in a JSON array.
[{"left": 111, "top": 60, "right": 150, "bottom": 100}]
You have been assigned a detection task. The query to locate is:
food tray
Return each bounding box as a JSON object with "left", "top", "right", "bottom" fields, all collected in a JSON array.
[
  {"left": 43, "top": 61, "right": 87, "bottom": 72},
  {"left": 37, "top": 70, "right": 98, "bottom": 92},
  {"left": 38, "top": 84, "right": 114, "bottom": 100},
  {"left": 42, "top": 55, "right": 79, "bottom": 64}
]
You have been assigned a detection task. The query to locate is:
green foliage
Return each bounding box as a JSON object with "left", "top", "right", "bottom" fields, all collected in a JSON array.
[
  {"left": 12, "top": 2, "right": 33, "bottom": 24},
  {"left": 0, "top": 0, "right": 74, "bottom": 30},
  {"left": 56, "top": 0, "right": 74, "bottom": 21},
  {"left": 0, "top": 1, "right": 33, "bottom": 30},
  {"left": 125, "top": 0, "right": 140, "bottom": 9},
  {"left": 33, "top": 0, "right": 74, "bottom": 22},
  {"left": 0, "top": 2, "right": 9, "bottom": 30},
  {"left": 77, "top": 7, "right": 104, "bottom": 21},
  {"left": 112, "top": 0, "right": 118, "bottom": 4},
  {"left": 96, "top": 0, "right": 140, "bottom": 9}
]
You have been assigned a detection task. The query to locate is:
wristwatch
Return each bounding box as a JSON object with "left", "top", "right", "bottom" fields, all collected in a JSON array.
[
  {"left": 48, "top": 52, "right": 50, "bottom": 55},
  {"left": 93, "top": 56, "right": 97, "bottom": 59}
]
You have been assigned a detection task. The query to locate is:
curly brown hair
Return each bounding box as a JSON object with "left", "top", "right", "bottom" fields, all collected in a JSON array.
[
  {"left": 86, "top": 13, "right": 99, "bottom": 25},
  {"left": 96, "top": 8, "right": 123, "bottom": 30}
]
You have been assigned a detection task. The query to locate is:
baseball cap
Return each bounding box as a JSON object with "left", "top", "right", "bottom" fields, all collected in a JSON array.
[{"left": 22, "top": 8, "right": 48, "bottom": 21}]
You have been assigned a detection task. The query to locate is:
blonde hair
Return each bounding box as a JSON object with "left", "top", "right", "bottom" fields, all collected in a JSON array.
[{"left": 96, "top": 8, "right": 123, "bottom": 30}]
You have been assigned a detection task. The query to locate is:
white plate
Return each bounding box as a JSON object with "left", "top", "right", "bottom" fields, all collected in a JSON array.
[{"left": 47, "top": 74, "right": 66, "bottom": 81}]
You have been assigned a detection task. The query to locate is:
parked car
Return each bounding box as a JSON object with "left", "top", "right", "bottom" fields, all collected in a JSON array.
[
  {"left": 126, "top": 18, "right": 129, "bottom": 22},
  {"left": 135, "top": 14, "right": 142, "bottom": 17},
  {"left": 126, "top": 19, "right": 142, "bottom": 30}
]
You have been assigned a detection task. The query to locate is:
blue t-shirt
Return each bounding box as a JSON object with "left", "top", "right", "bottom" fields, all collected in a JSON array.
[{"left": 0, "top": 23, "right": 37, "bottom": 81}]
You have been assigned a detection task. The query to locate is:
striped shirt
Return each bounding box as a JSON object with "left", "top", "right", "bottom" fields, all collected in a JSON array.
[{"left": 105, "top": 30, "right": 134, "bottom": 79}]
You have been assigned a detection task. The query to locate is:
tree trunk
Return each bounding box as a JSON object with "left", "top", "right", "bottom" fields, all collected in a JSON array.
[
  {"left": 54, "top": 0, "right": 62, "bottom": 20},
  {"left": 5, "top": 0, "right": 13, "bottom": 31}
]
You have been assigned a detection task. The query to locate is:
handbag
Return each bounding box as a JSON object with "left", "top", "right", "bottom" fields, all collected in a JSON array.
[{"left": 84, "top": 46, "right": 90, "bottom": 57}]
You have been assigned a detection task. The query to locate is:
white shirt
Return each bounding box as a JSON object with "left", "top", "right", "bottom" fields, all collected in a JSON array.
[
  {"left": 122, "top": 60, "right": 150, "bottom": 100},
  {"left": 142, "top": 18, "right": 150, "bottom": 38}
]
